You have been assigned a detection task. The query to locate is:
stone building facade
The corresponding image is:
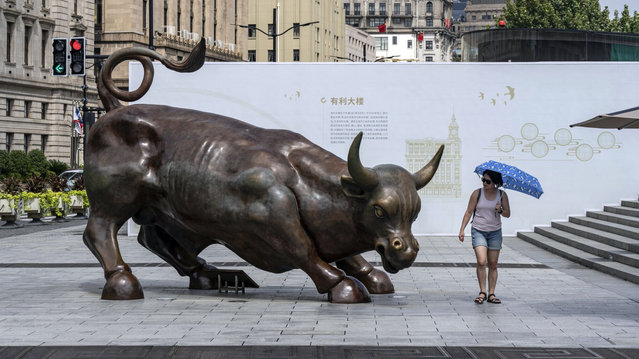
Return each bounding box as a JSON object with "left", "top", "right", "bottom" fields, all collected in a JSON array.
[
  {"left": 96, "top": 0, "right": 247, "bottom": 89},
  {"left": 457, "top": 0, "right": 505, "bottom": 33},
  {"left": 0, "top": 0, "right": 95, "bottom": 164},
  {"left": 246, "top": 0, "right": 345, "bottom": 62},
  {"left": 344, "top": 24, "right": 375, "bottom": 62},
  {"left": 343, "top": 0, "right": 456, "bottom": 62}
]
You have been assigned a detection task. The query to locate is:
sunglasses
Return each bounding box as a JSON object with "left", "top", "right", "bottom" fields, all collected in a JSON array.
[{"left": 481, "top": 178, "right": 492, "bottom": 185}]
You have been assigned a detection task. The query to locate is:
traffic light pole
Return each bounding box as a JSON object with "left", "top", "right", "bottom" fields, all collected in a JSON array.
[{"left": 80, "top": 54, "right": 108, "bottom": 165}]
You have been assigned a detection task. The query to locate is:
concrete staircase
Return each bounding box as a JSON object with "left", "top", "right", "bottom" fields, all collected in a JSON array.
[{"left": 517, "top": 199, "right": 639, "bottom": 284}]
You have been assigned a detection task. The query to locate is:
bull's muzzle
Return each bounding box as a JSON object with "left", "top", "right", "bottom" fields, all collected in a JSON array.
[{"left": 375, "top": 236, "right": 418, "bottom": 274}]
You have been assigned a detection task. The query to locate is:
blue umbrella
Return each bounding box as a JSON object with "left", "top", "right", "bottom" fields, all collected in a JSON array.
[{"left": 474, "top": 160, "right": 544, "bottom": 199}]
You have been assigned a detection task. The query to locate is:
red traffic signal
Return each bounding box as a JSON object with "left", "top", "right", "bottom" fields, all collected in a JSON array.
[{"left": 69, "top": 37, "right": 85, "bottom": 76}]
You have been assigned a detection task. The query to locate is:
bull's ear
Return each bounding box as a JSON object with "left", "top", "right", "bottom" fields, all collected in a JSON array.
[{"left": 340, "top": 175, "right": 367, "bottom": 198}]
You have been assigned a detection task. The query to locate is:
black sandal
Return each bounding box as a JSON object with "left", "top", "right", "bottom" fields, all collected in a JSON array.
[
  {"left": 487, "top": 293, "right": 501, "bottom": 304},
  {"left": 474, "top": 291, "right": 487, "bottom": 304}
]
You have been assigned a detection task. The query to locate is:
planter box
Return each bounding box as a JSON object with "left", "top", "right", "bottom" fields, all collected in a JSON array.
[
  {"left": 0, "top": 198, "right": 16, "bottom": 215},
  {"left": 24, "top": 198, "right": 41, "bottom": 214},
  {"left": 69, "top": 195, "right": 84, "bottom": 210}
]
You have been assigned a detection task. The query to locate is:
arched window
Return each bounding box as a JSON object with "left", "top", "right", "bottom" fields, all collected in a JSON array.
[{"left": 426, "top": 2, "right": 433, "bottom": 14}]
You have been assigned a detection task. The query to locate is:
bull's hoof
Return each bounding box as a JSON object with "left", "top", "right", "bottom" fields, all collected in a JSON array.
[
  {"left": 327, "top": 276, "right": 371, "bottom": 304},
  {"left": 101, "top": 271, "right": 144, "bottom": 300},
  {"left": 357, "top": 268, "right": 395, "bottom": 294}
]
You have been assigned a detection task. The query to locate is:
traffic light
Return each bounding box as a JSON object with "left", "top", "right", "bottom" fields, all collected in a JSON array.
[
  {"left": 51, "top": 38, "right": 68, "bottom": 77},
  {"left": 69, "top": 37, "right": 86, "bottom": 76}
]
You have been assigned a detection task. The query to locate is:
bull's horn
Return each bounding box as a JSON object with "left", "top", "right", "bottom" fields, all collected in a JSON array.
[
  {"left": 413, "top": 144, "right": 445, "bottom": 190},
  {"left": 347, "top": 132, "right": 379, "bottom": 191}
]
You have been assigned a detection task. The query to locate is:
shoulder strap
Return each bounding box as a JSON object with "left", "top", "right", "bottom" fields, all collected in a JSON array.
[{"left": 472, "top": 188, "right": 482, "bottom": 221}]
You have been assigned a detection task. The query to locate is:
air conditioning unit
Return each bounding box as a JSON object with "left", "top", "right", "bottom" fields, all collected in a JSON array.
[
  {"left": 165, "top": 25, "right": 176, "bottom": 36},
  {"left": 191, "top": 32, "right": 200, "bottom": 42},
  {"left": 228, "top": 43, "right": 236, "bottom": 52}
]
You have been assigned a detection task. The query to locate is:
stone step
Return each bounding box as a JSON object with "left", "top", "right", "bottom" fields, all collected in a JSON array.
[
  {"left": 604, "top": 204, "right": 639, "bottom": 218},
  {"left": 551, "top": 220, "right": 639, "bottom": 253},
  {"left": 535, "top": 226, "right": 639, "bottom": 268},
  {"left": 587, "top": 210, "right": 639, "bottom": 228},
  {"left": 517, "top": 231, "right": 639, "bottom": 285},
  {"left": 569, "top": 216, "right": 639, "bottom": 240},
  {"left": 621, "top": 199, "right": 639, "bottom": 209}
]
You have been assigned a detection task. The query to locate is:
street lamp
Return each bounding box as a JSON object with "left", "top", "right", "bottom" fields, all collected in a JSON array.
[{"left": 237, "top": 10, "right": 318, "bottom": 62}]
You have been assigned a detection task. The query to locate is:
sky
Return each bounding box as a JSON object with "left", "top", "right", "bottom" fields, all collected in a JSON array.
[{"left": 599, "top": 0, "right": 638, "bottom": 15}]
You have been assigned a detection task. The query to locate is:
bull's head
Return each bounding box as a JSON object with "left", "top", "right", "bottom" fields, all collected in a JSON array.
[{"left": 340, "top": 133, "right": 444, "bottom": 274}]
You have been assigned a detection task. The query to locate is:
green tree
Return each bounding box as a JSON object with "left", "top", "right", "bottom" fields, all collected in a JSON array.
[
  {"left": 501, "top": 0, "right": 638, "bottom": 32},
  {"left": 7, "top": 150, "right": 29, "bottom": 178},
  {"left": 27, "top": 150, "right": 50, "bottom": 177}
]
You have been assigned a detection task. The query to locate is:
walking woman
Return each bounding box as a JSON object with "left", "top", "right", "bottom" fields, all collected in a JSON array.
[{"left": 458, "top": 169, "right": 510, "bottom": 304}]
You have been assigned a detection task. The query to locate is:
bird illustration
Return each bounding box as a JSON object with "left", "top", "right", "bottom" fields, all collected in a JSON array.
[
  {"left": 479, "top": 92, "right": 485, "bottom": 100},
  {"left": 504, "top": 86, "right": 515, "bottom": 100},
  {"left": 491, "top": 98, "right": 496, "bottom": 106}
]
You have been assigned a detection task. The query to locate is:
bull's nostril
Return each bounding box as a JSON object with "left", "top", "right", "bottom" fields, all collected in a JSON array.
[
  {"left": 392, "top": 239, "right": 403, "bottom": 250},
  {"left": 376, "top": 244, "right": 384, "bottom": 254}
]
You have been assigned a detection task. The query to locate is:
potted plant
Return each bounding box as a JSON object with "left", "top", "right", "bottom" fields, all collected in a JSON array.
[
  {"left": 0, "top": 176, "right": 23, "bottom": 228},
  {"left": 48, "top": 174, "right": 70, "bottom": 222},
  {"left": 23, "top": 175, "right": 49, "bottom": 225},
  {"left": 68, "top": 176, "right": 88, "bottom": 218}
]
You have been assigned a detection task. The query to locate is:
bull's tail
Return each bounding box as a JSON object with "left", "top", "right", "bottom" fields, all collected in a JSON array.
[{"left": 98, "top": 39, "right": 206, "bottom": 112}]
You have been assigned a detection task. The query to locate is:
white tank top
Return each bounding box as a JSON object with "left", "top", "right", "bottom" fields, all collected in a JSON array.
[{"left": 472, "top": 189, "right": 502, "bottom": 232}]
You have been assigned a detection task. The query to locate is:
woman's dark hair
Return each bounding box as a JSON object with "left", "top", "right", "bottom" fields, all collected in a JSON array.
[{"left": 483, "top": 169, "right": 503, "bottom": 187}]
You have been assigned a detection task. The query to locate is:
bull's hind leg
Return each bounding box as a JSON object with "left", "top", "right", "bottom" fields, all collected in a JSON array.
[
  {"left": 137, "top": 224, "right": 258, "bottom": 290},
  {"left": 83, "top": 212, "right": 143, "bottom": 300},
  {"left": 337, "top": 255, "right": 394, "bottom": 294}
]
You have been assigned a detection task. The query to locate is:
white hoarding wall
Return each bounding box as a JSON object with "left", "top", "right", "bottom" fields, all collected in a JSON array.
[{"left": 130, "top": 62, "right": 639, "bottom": 236}]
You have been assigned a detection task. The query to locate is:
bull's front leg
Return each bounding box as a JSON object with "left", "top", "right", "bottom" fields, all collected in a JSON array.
[
  {"left": 337, "top": 255, "right": 394, "bottom": 294},
  {"left": 300, "top": 255, "right": 371, "bottom": 303}
]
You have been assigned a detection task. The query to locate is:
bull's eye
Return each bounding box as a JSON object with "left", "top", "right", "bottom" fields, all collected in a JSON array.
[{"left": 373, "top": 205, "right": 384, "bottom": 218}]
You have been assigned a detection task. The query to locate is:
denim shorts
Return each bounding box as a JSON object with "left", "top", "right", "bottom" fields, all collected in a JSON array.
[{"left": 471, "top": 228, "right": 503, "bottom": 250}]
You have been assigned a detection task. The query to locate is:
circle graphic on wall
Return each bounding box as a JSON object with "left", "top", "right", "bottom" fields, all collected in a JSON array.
[
  {"left": 575, "top": 144, "right": 594, "bottom": 161},
  {"left": 554, "top": 128, "right": 572, "bottom": 146},
  {"left": 521, "top": 123, "right": 539, "bottom": 140},
  {"left": 531, "top": 140, "right": 549, "bottom": 158},
  {"left": 597, "top": 131, "right": 615, "bottom": 149},
  {"left": 497, "top": 135, "right": 516, "bottom": 152}
]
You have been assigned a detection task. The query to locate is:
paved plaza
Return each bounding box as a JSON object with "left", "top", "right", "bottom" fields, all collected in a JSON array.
[{"left": 0, "top": 220, "right": 638, "bottom": 358}]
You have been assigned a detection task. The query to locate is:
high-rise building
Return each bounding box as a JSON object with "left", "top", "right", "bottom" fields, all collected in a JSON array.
[
  {"left": 343, "top": 0, "right": 456, "bottom": 62},
  {"left": 246, "top": 0, "right": 345, "bottom": 62},
  {"left": 0, "top": 0, "right": 95, "bottom": 163}
]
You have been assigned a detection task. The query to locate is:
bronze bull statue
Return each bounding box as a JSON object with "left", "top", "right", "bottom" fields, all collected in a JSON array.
[{"left": 84, "top": 39, "right": 444, "bottom": 303}]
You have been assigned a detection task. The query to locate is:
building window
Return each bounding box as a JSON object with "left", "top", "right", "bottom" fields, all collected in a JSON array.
[
  {"left": 407, "top": 39, "right": 412, "bottom": 49},
  {"left": 6, "top": 99, "right": 13, "bottom": 117},
  {"left": 6, "top": 21, "right": 15, "bottom": 62},
  {"left": 426, "top": 18, "right": 433, "bottom": 27},
  {"left": 405, "top": 3, "right": 411, "bottom": 15},
  {"left": 41, "top": 102, "right": 47, "bottom": 119},
  {"left": 248, "top": 50, "right": 256, "bottom": 62},
  {"left": 392, "top": 17, "right": 401, "bottom": 25},
  {"left": 25, "top": 101, "right": 31, "bottom": 118},
  {"left": 393, "top": 3, "right": 400, "bottom": 15},
  {"left": 347, "top": 18, "right": 360, "bottom": 26},
  {"left": 293, "top": 23, "right": 300, "bottom": 37},
  {"left": 425, "top": 56, "right": 433, "bottom": 62},
  {"left": 368, "top": 18, "right": 385, "bottom": 27},
  {"left": 40, "top": 29, "right": 49, "bottom": 68},
  {"left": 248, "top": 24, "right": 256, "bottom": 38},
  {"left": 40, "top": 135, "right": 48, "bottom": 153},
  {"left": 379, "top": 3, "right": 386, "bottom": 16},
  {"left": 24, "top": 25, "right": 32, "bottom": 65},
  {"left": 426, "top": 40, "right": 433, "bottom": 49},
  {"left": 293, "top": 49, "right": 299, "bottom": 61},
  {"left": 404, "top": 18, "right": 411, "bottom": 27},
  {"left": 268, "top": 50, "right": 274, "bottom": 62},
  {"left": 426, "top": 2, "right": 433, "bottom": 14},
  {"left": 6, "top": 133, "right": 13, "bottom": 152},
  {"left": 368, "top": 3, "right": 375, "bottom": 15},
  {"left": 24, "top": 134, "right": 31, "bottom": 153},
  {"left": 375, "top": 37, "right": 388, "bottom": 50},
  {"left": 344, "top": 3, "right": 350, "bottom": 15},
  {"left": 143, "top": 0, "right": 147, "bottom": 30},
  {"left": 354, "top": 2, "right": 360, "bottom": 15},
  {"left": 392, "top": 36, "right": 397, "bottom": 45}
]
